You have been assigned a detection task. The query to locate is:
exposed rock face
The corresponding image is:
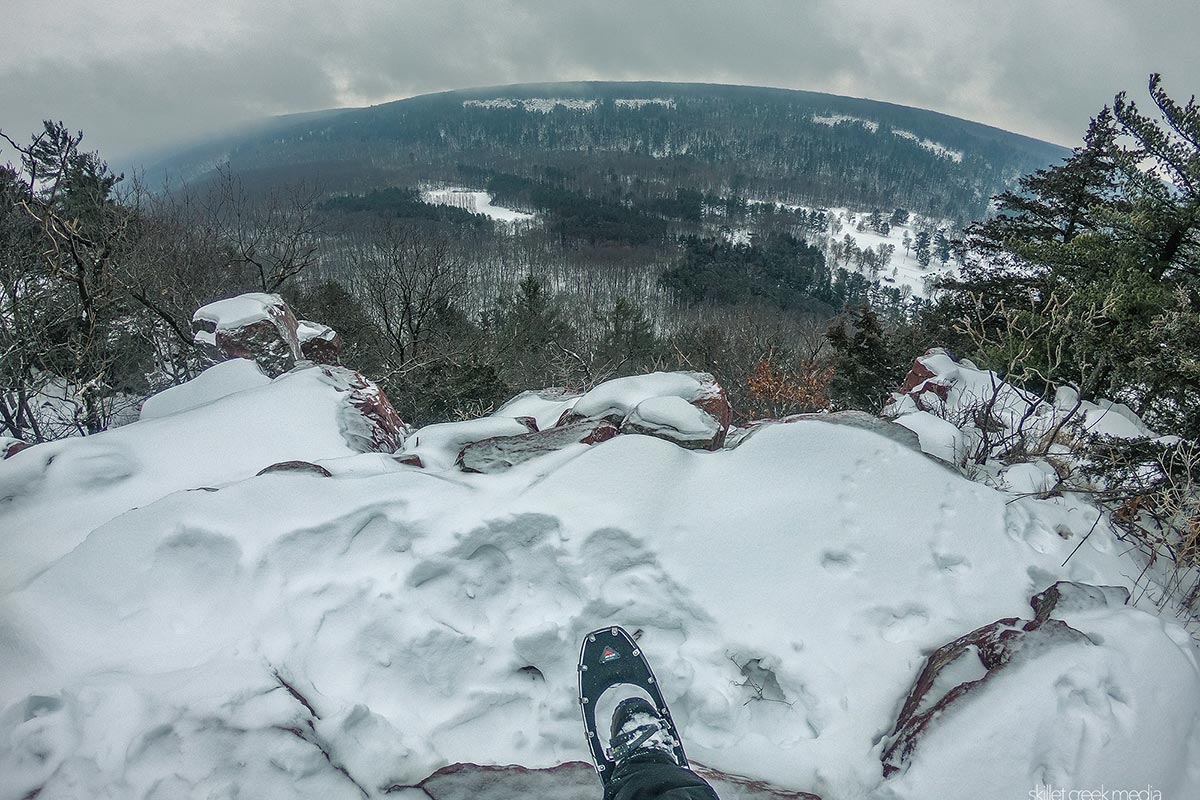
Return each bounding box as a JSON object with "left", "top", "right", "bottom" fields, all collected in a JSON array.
[
  {"left": 457, "top": 420, "right": 620, "bottom": 474},
  {"left": 891, "top": 348, "right": 954, "bottom": 412},
  {"left": 315, "top": 365, "right": 408, "bottom": 454},
  {"left": 881, "top": 584, "right": 1103, "bottom": 777},
  {"left": 1, "top": 437, "right": 29, "bottom": 459},
  {"left": 296, "top": 320, "right": 342, "bottom": 365},
  {"left": 191, "top": 293, "right": 303, "bottom": 378},
  {"left": 255, "top": 460, "right": 333, "bottom": 478}
]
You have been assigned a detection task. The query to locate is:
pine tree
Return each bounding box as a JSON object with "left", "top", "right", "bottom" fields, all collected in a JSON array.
[
  {"left": 914, "top": 230, "right": 932, "bottom": 267},
  {"left": 934, "top": 229, "right": 950, "bottom": 264},
  {"left": 827, "top": 305, "right": 894, "bottom": 412}
]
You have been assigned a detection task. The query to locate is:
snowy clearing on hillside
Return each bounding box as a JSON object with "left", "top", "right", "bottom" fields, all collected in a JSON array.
[
  {"left": 811, "top": 114, "right": 880, "bottom": 133},
  {"left": 462, "top": 98, "right": 598, "bottom": 112},
  {"left": 461, "top": 98, "right": 675, "bottom": 113},
  {"left": 826, "top": 208, "right": 958, "bottom": 297},
  {"left": 420, "top": 188, "right": 536, "bottom": 224},
  {"left": 2, "top": 353, "right": 1199, "bottom": 799},
  {"left": 614, "top": 98, "right": 676, "bottom": 109},
  {"left": 891, "top": 130, "right": 964, "bottom": 162},
  {"left": 741, "top": 200, "right": 960, "bottom": 299}
]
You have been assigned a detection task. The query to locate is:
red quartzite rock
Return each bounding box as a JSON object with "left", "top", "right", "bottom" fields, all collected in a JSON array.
[
  {"left": 892, "top": 349, "right": 953, "bottom": 412},
  {"left": 1, "top": 438, "right": 30, "bottom": 459},
  {"left": 191, "top": 293, "right": 303, "bottom": 378},
  {"left": 457, "top": 420, "right": 619, "bottom": 474},
  {"left": 880, "top": 582, "right": 1113, "bottom": 778},
  {"left": 296, "top": 320, "right": 343, "bottom": 365},
  {"left": 315, "top": 365, "right": 408, "bottom": 454}
]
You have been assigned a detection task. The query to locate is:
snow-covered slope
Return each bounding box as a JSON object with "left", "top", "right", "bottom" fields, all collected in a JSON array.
[{"left": 2, "top": 361, "right": 1198, "bottom": 800}]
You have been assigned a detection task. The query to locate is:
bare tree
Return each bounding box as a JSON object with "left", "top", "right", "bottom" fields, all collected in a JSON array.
[{"left": 346, "top": 220, "right": 467, "bottom": 373}]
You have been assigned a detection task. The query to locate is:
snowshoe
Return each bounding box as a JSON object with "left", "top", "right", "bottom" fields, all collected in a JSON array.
[{"left": 578, "top": 626, "right": 689, "bottom": 783}]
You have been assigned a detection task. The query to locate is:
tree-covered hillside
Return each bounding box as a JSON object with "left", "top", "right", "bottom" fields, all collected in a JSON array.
[{"left": 150, "top": 82, "right": 1067, "bottom": 223}]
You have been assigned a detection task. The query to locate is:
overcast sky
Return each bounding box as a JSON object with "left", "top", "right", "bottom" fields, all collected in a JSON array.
[{"left": 3, "top": 0, "right": 1198, "bottom": 164}]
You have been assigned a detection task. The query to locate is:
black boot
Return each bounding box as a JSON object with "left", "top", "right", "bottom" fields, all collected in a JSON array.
[{"left": 609, "top": 697, "right": 684, "bottom": 767}]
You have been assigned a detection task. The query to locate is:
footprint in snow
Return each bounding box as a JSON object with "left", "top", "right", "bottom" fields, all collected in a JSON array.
[{"left": 820, "top": 549, "right": 861, "bottom": 576}]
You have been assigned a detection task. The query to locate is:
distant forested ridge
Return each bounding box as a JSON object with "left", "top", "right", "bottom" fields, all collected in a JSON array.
[{"left": 148, "top": 81, "right": 1067, "bottom": 223}]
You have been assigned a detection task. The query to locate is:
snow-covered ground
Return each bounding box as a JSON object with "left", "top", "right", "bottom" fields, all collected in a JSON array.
[
  {"left": 2, "top": 357, "right": 1198, "bottom": 799},
  {"left": 739, "top": 202, "right": 959, "bottom": 298},
  {"left": 420, "top": 187, "right": 536, "bottom": 224},
  {"left": 825, "top": 208, "right": 959, "bottom": 298},
  {"left": 891, "top": 130, "right": 963, "bottom": 163},
  {"left": 463, "top": 98, "right": 598, "bottom": 113},
  {"left": 461, "top": 98, "right": 676, "bottom": 113}
]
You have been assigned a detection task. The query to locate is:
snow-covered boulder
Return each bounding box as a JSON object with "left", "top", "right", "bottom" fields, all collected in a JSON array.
[
  {"left": 1029, "top": 580, "right": 1130, "bottom": 626},
  {"left": 457, "top": 420, "right": 619, "bottom": 474},
  {"left": 493, "top": 388, "right": 582, "bottom": 431},
  {"left": 256, "top": 460, "right": 334, "bottom": 478},
  {"left": 886, "top": 349, "right": 1162, "bottom": 471},
  {"left": 297, "top": 320, "right": 342, "bottom": 365},
  {"left": 559, "top": 371, "right": 731, "bottom": 450},
  {"left": 622, "top": 395, "right": 722, "bottom": 450},
  {"left": 192, "top": 293, "right": 303, "bottom": 377},
  {"left": 139, "top": 358, "right": 271, "bottom": 420},
  {"left": 400, "top": 416, "right": 538, "bottom": 470},
  {"left": 893, "top": 409, "right": 966, "bottom": 465}
]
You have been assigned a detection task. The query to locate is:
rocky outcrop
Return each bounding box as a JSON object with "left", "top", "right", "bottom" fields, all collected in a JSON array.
[
  {"left": 296, "top": 320, "right": 342, "bottom": 365},
  {"left": 557, "top": 371, "right": 732, "bottom": 451},
  {"left": 255, "top": 460, "right": 333, "bottom": 478},
  {"left": 189, "top": 295, "right": 405, "bottom": 453},
  {"left": 1029, "top": 580, "right": 1130, "bottom": 626},
  {"left": 401, "top": 416, "right": 539, "bottom": 470},
  {"left": 192, "top": 293, "right": 303, "bottom": 378},
  {"left": 880, "top": 582, "right": 1125, "bottom": 777},
  {"left": 1, "top": 437, "right": 30, "bottom": 459},
  {"left": 315, "top": 365, "right": 408, "bottom": 454},
  {"left": 621, "top": 395, "right": 724, "bottom": 450},
  {"left": 457, "top": 420, "right": 620, "bottom": 473},
  {"left": 890, "top": 348, "right": 955, "bottom": 412}
]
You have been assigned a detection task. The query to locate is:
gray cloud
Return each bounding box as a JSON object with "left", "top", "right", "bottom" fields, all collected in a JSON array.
[{"left": 2, "top": 0, "right": 1198, "bottom": 165}]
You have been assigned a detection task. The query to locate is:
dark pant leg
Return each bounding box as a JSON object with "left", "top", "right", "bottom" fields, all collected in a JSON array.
[{"left": 603, "top": 752, "right": 721, "bottom": 800}]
